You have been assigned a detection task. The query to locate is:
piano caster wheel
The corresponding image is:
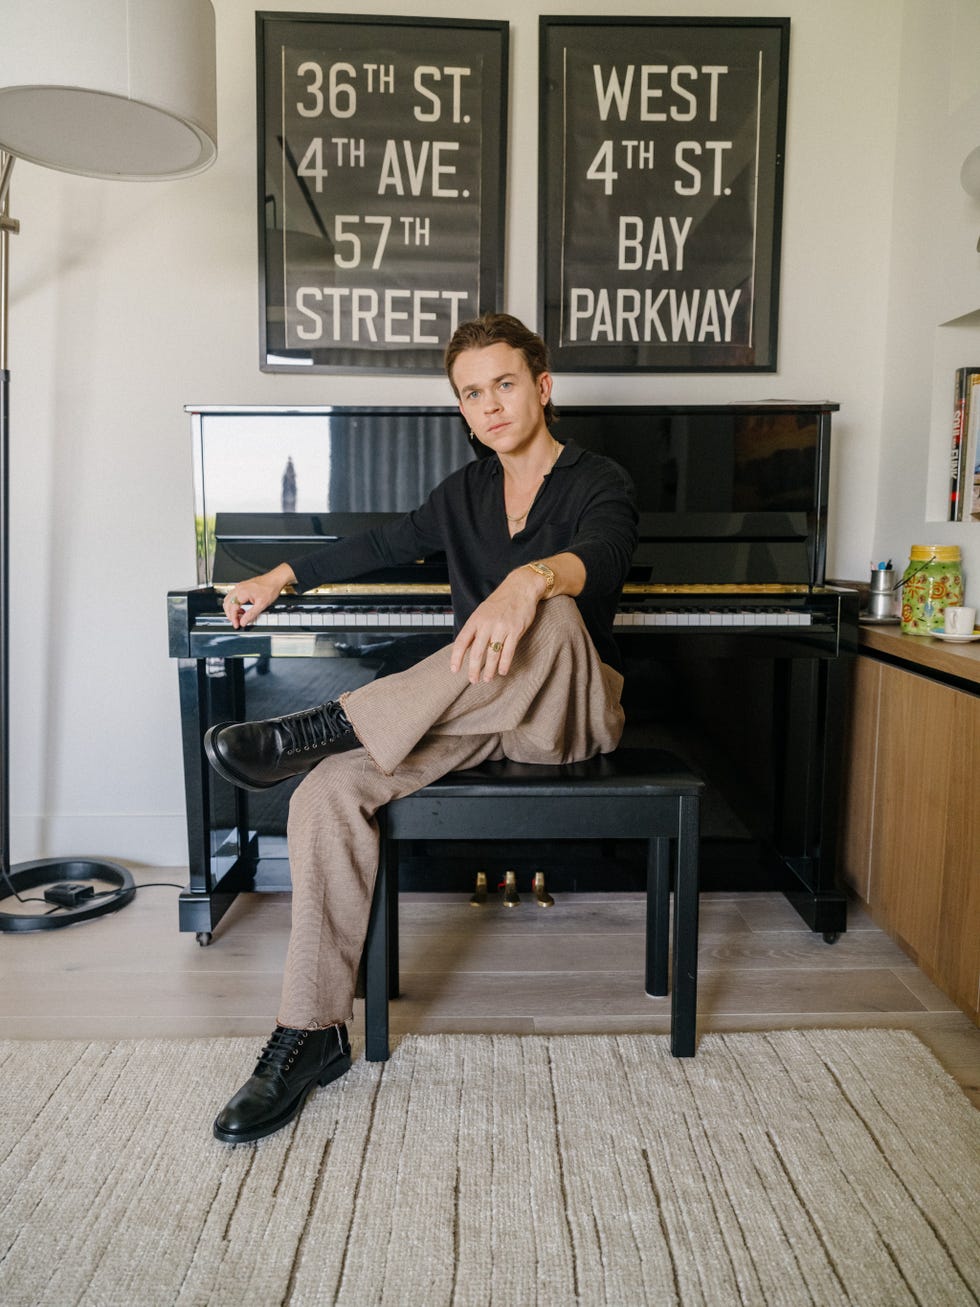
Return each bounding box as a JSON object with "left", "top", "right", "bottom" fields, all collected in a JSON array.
[
  {"left": 470, "top": 871, "right": 489, "bottom": 906},
  {"left": 822, "top": 931, "right": 840, "bottom": 945},
  {"left": 502, "top": 870, "right": 521, "bottom": 908},
  {"left": 532, "top": 872, "right": 555, "bottom": 908},
  {"left": 196, "top": 931, "right": 213, "bottom": 947}
]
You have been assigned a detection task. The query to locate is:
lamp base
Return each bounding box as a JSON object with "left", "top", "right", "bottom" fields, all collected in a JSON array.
[{"left": 0, "top": 858, "right": 135, "bottom": 931}]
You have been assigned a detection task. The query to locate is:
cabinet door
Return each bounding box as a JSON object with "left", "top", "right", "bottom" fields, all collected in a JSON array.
[
  {"left": 937, "top": 690, "right": 980, "bottom": 1016},
  {"left": 871, "top": 662, "right": 980, "bottom": 1016}
]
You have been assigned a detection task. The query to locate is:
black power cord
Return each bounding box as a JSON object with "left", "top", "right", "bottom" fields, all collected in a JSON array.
[{"left": 88, "top": 881, "right": 184, "bottom": 896}]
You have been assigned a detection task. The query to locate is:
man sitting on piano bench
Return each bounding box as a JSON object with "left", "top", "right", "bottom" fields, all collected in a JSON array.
[{"left": 204, "top": 313, "right": 638, "bottom": 1145}]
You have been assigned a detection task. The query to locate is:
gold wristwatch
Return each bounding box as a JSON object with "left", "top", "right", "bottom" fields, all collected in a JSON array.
[{"left": 526, "top": 560, "right": 556, "bottom": 596}]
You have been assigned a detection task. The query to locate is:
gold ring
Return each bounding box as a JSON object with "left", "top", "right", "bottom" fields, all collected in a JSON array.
[
  {"left": 227, "top": 593, "right": 239, "bottom": 605},
  {"left": 489, "top": 640, "right": 503, "bottom": 653}
]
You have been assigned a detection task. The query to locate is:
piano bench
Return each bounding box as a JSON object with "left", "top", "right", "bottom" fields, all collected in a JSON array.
[{"left": 361, "top": 746, "right": 704, "bottom": 1060}]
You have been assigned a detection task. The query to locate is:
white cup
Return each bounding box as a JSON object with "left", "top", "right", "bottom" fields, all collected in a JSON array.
[{"left": 944, "top": 605, "right": 977, "bottom": 635}]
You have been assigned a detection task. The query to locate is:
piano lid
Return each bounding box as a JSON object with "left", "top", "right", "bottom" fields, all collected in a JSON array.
[
  {"left": 188, "top": 406, "right": 474, "bottom": 585},
  {"left": 554, "top": 403, "right": 835, "bottom": 588},
  {"left": 186, "top": 402, "right": 837, "bottom": 589}
]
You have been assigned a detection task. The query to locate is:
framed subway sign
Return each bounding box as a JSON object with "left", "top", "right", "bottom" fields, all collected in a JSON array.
[
  {"left": 539, "top": 17, "right": 789, "bottom": 372},
  {"left": 257, "top": 13, "right": 508, "bottom": 373}
]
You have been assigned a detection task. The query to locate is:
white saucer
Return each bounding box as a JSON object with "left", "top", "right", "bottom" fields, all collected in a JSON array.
[{"left": 930, "top": 630, "right": 980, "bottom": 643}]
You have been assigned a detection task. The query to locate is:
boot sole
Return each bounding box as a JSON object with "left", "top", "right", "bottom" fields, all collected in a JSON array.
[
  {"left": 213, "top": 1053, "right": 352, "bottom": 1145},
  {"left": 203, "top": 726, "right": 280, "bottom": 792}
]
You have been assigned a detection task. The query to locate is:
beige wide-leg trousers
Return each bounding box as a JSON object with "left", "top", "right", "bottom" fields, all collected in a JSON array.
[{"left": 277, "top": 597, "right": 624, "bottom": 1029}]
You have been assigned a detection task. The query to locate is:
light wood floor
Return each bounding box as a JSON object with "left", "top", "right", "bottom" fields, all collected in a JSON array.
[{"left": 1, "top": 866, "right": 977, "bottom": 1107}]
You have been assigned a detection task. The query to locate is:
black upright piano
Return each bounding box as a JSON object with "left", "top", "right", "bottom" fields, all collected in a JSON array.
[{"left": 168, "top": 403, "right": 858, "bottom": 944}]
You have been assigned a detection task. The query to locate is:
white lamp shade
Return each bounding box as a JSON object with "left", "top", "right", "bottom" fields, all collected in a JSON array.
[
  {"left": 0, "top": 0, "right": 217, "bottom": 180},
  {"left": 961, "top": 146, "right": 980, "bottom": 199}
]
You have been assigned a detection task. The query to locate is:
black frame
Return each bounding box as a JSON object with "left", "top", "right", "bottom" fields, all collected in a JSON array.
[
  {"left": 539, "top": 17, "right": 789, "bottom": 372},
  {"left": 257, "top": 13, "right": 508, "bottom": 373}
]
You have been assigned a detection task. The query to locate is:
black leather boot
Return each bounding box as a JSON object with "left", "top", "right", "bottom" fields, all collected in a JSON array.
[
  {"left": 204, "top": 700, "right": 359, "bottom": 790},
  {"left": 213, "top": 1023, "right": 352, "bottom": 1144}
]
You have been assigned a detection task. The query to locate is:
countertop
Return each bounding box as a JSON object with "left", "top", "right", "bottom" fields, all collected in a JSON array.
[{"left": 858, "top": 622, "right": 980, "bottom": 688}]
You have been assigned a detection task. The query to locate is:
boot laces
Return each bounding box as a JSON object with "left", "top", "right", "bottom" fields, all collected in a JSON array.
[
  {"left": 256, "top": 1026, "right": 308, "bottom": 1073},
  {"left": 279, "top": 702, "right": 351, "bottom": 756}
]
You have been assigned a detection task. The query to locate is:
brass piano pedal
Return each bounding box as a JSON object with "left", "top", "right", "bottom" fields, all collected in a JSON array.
[
  {"left": 501, "top": 870, "right": 521, "bottom": 907},
  {"left": 469, "top": 871, "right": 489, "bottom": 906},
  {"left": 532, "top": 871, "right": 555, "bottom": 907}
]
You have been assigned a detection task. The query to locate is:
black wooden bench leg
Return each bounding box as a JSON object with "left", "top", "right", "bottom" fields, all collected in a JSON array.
[
  {"left": 387, "top": 840, "right": 400, "bottom": 1000},
  {"left": 645, "top": 836, "right": 670, "bottom": 996},
  {"left": 670, "top": 793, "right": 700, "bottom": 1057},
  {"left": 364, "top": 820, "right": 392, "bottom": 1062}
]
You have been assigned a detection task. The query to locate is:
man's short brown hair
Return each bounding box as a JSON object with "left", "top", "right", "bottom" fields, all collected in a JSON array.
[{"left": 445, "top": 313, "right": 555, "bottom": 427}]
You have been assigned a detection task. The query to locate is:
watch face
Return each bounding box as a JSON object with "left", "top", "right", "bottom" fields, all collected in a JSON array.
[{"left": 529, "top": 562, "right": 555, "bottom": 589}]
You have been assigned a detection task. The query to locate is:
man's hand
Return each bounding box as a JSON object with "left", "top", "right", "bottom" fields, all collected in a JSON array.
[
  {"left": 450, "top": 568, "right": 540, "bottom": 683},
  {"left": 222, "top": 563, "right": 297, "bottom": 628},
  {"left": 450, "top": 553, "right": 585, "bottom": 684}
]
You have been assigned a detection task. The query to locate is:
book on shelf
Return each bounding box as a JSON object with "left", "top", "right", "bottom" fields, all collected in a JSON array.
[
  {"left": 949, "top": 365, "right": 980, "bottom": 521},
  {"left": 968, "top": 373, "right": 980, "bottom": 520}
]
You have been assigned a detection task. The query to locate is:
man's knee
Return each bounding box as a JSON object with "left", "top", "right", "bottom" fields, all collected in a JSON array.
[
  {"left": 525, "top": 594, "right": 590, "bottom": 650},
  {"left": 287, "top": 748, "right": 383, "bottom": 833}
]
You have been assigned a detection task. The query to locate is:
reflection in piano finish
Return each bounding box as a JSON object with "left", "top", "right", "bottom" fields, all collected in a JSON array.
[{"left": 169, "top": 403, "right": 858, "bottom": 944}]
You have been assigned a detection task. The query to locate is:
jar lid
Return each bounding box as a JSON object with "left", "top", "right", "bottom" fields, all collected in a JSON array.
[{"left": 909, "top": 545, "right": 961, "bottom": 561}]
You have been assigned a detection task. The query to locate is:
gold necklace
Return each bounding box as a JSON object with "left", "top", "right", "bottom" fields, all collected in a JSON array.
[{"left": 504, "top": 440, "right": 562, "bottom": 524}]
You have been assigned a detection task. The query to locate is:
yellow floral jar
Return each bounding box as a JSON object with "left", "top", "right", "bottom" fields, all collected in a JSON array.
[{"left": 900, "top": 545, "right": 964, "bottom": 634}]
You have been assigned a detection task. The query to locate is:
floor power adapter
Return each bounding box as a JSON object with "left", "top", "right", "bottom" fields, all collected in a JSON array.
[{"left": 43, "top": 882, "right": 97, "bottom": 908}]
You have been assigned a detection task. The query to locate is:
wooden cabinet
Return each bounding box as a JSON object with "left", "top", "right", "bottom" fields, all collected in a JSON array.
[{"left": 841, "top": 632, "right": 980, "bottom": 1023}]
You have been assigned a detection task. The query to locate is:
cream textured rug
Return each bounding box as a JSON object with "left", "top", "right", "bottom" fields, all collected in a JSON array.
[{"left": 1, "top": 1030, "right": 978, "bottom": 1306}]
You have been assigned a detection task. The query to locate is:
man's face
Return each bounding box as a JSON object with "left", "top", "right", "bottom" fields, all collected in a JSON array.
[{"left": 451, "top": 342, "right": 552, "bottom": 457}]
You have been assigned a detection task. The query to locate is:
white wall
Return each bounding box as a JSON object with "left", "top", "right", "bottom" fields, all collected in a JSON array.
[
  {"left": 877, "top": 1, "right": 980, "bottom": 574},
  {"left": 5, "top": 0, "right": 963, "bottom": 866}
]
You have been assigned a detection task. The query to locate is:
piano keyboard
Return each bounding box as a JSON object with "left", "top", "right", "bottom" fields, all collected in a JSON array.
[
  {"left": 195, "top": 604, "right": 814, "bottom": 631},
  {"left": 255, "top": 605, "right": 449, "bottom": 629},
  {"left": 615, "top": 607, "right": 813, "bottom": 628}
]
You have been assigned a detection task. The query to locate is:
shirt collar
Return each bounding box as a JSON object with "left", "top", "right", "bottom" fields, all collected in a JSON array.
[{"left": 488, "top": 437, "right": 582, "bottom": 476}]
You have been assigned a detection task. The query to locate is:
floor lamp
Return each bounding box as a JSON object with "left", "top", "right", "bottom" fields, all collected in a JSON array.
[{"left": 0, "top": 0, "right": 217, "bottom": 931}]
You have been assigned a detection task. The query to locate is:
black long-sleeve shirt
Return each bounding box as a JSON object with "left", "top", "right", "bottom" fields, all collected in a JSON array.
[{"left": 288, "top": 440, "right": 638, "bottom": 669}]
